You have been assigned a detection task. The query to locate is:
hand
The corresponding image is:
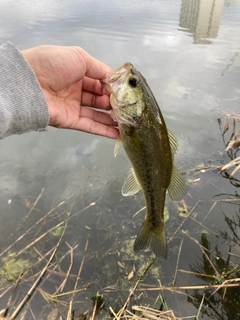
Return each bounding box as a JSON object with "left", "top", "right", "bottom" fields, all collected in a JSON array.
[{"left": 22, "top": 46, "right": 118, "bottom": 139}]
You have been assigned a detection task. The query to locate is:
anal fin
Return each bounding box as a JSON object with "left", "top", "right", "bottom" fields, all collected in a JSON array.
[{"left": 122, "top": 168, "right": 141, "bottom": 196}]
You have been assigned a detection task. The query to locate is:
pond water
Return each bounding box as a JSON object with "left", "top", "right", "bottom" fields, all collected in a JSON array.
[{"left": 0, "top": 0, "right": 240, "bottom": 319}]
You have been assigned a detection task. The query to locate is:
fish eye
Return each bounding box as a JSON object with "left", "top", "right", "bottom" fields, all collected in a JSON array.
[{"left": 128, "top": 77, "right": 137, "bottom": 87}]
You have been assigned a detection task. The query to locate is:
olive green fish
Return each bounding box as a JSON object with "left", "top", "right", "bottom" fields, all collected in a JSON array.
[{"left": 101, "top": 63, "right": 187, "bottom": 259}]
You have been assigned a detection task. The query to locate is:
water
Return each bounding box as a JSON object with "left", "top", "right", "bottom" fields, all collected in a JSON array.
[{"left": 0, "top": 0, "right": 240, "bottom": 319}]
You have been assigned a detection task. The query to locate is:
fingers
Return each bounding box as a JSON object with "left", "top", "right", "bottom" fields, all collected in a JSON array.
[
  {"left": 81, "top": 91, "right": 112, "bottom": 110},
  {"left": 74, "top": 116, "right": 119, "bottom": 139},
  {"left": 82, "top": 76, "right": 113, "bottom": 110},
  {"left": 81, "top": 77, "right": 112, "bottom": 111},
  {"left": 82, "top": 77, "right": 107, "bottom": 95},
  {"left": 79, "top": 107, "right": 117, "bottom": 127},
  {"left": 73, "top": 107, "right": 118, "bottom": 138}
]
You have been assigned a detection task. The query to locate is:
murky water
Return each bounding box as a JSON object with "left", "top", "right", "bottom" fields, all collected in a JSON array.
[{"left": 1, "top": 0, "right": 240, "bottom": 319}]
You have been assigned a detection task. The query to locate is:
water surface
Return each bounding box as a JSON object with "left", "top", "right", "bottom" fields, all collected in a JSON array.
[{"left": 0, "top": 0, "right": 240, "bottom": 319}]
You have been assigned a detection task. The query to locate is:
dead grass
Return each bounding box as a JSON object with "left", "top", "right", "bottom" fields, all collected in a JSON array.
[{"left": 0, "top": 173, "right": 240, "bottom": 320}]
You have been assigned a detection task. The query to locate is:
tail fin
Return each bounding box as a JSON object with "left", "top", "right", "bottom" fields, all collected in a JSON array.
[{"left": 133, "top": 220, "right": 167, "bottom": 260}]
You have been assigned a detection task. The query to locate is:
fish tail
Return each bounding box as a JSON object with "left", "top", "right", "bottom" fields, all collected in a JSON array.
[{"left": 133, "top": 220, "right": 167, "bottom": 260}]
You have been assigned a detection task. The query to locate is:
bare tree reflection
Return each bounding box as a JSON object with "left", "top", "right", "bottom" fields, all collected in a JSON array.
[
  {"left": 188, "top": 220, "right": 240, "bottom": 319},
  {"left": 220, "top": 207, "right": 240, "bottom": 246},
  {"left": 219, "top": 116, "right": 240, "bottom": 184}
]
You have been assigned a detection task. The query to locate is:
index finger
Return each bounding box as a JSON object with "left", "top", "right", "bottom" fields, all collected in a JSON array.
[
  {"left": 77, "top": 47, "right": 113, "bottom": 80},
  {"left": 82, "top": 77, "right": 110, "bottom": 96}
]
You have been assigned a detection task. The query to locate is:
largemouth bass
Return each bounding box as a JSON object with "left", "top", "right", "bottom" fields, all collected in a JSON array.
[{"left": 101, "top": 63, "right": 187, "bottom": 259}]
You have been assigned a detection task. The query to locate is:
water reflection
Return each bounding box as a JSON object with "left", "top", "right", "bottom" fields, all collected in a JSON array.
[
  {"left": 218, "top": 116, "right": 240, "bottom": 186},
  {"left": 188, "top": 230, "right": 240, "bottom": 319},
  {"left": 1, "top": 0, "right": 240, "bottom": 318},
  {"left": 185, "top": 162, "right": 240, "bottom": 319},
  {"left": 179, "top": 0, "right": 224, "bottom": 44}
]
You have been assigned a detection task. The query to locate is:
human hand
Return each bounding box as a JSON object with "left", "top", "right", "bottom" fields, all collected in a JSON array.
[{"left": 22, "top": 46, "right": 118, "bottom": 139}]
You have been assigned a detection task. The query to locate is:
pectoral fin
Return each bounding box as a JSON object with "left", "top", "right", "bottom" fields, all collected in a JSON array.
[
  {"left": 114, "top": 135, "right": 121, "bottom": 157},
  {"left": 122, "top": 168, "right": 141, "bottom": 196},
  {"left": 168, "top": 165, "right": 187, "bottom": 201}
]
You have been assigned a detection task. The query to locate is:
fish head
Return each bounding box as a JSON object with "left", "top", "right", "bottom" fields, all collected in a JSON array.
[{"left": 101, "top": 63, "right": 145, "bottom": 125}]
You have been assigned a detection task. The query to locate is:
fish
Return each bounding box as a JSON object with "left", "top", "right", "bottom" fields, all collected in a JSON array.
[{"left": 101, "top": 63, "right": 187, "bottom": 259}]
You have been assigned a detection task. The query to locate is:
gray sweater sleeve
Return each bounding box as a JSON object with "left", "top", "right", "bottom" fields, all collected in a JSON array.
[{"left": 0, "top": 42, "right": 50, "bottom": 139}]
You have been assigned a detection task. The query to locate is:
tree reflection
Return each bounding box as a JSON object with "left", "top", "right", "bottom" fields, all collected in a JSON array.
[
  {"left": 220, "top": 207, "right": 240, "bottom": 246},
  {"left": 188, "top": 216, "right": 240, "bottom": 319},
  {"left": 220, "top": 172, "right": 240, "bottom": 188},
  {"left": 219, "top": 116, "right": 240, "bottom": 184}
]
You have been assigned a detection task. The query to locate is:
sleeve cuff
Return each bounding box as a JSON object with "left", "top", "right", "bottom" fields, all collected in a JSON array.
[{"left": 0, "top": 42, "right": 50, "bottom": 139}]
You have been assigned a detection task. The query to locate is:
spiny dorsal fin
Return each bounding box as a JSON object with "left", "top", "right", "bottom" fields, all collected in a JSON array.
[
  {"left": 114, "top": 135, "right": 122, "bottom": 157},
  {"left": 168, "top": 165, "right": 187, "bottom": 201},
  {"left": 122, "top": 168, "right": 141, "bottom": 196},
  {"left": 167, "top": 128, "right": 179, "bottom": 156}
]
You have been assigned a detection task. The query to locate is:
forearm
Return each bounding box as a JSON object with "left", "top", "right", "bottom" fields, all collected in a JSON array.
[{"left": 0, "top": 42, "right": 49, "bottom": 139}]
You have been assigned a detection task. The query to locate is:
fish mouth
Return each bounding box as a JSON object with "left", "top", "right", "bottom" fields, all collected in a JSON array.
[
  {"left": 108, "top": 62, "right": 133, "bottom": 83},
  {"left": 100, "top": 62, "right": 134, "bottom": 93}
]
